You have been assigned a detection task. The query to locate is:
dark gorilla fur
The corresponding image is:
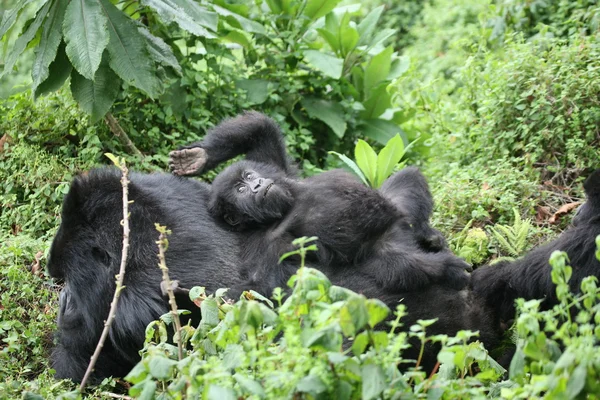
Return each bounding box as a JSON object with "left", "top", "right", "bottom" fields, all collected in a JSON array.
[
  {"left": 471, "top": 169, "right": 600, "bottom": 326},
  {"left": 173, "top": 111, "right": 471, "bottom": 296},
  {"left": 49, "top": 168, "right": 498, "bottom": 382},
  {"left": 47, "top": 170, "right": 244, "bottom": 382}
]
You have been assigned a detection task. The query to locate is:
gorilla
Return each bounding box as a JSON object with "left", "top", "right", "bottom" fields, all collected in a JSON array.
[
  {"left": 48, "top": 112, "right": 493, "bottom": 383},
  {"left": 170, "top": 112, "right": 471, "bottom": 297},
  {"left": 47, "top": 170, "right": 244, "bottom": 381},
  {"left": 471, "top": 169, "right": 600, "bottom": 326}
]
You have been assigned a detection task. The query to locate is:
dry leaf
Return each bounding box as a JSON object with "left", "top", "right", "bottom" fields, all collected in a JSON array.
[
  {"left": 31, "top": 251, "right": 44, "bottom": 275},
  {"left": 549, "top": 202, "right": 581, "bottom": 224},
  {"left": 536, "top": 206, "right": 551, "bottom": 223}
]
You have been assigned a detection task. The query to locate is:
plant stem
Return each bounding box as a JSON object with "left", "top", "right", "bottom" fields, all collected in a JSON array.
[
  {"left": 104, "top": 112, "right": 144, "bottom": 158},
  {"left": 79, "top": 162, "right": 131, "bottom": 390}
]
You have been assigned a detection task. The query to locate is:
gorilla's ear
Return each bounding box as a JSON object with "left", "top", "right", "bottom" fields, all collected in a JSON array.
[
  {"left": 61, "top": 174, "right": 90, "bottom": 217},
  {"left": 583, "top": 169, "right": 600, "bottom": 201}
]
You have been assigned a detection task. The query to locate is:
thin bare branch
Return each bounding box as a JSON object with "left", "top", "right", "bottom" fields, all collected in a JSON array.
[
  {"left": 156, "top": 226, "right": 184, "bottom": 360},
  {"left": 79, "top": 161, "right": 131, "bottom": 390},
  {"left": 104, "top": 112, "right": 144, "bottom": 158}
]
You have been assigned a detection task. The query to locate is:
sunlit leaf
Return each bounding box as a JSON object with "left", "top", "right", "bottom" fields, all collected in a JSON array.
[
  {"left": 355, "top": 139, "right": 378, "bottom": 186},
  {"left": 375, "top": 134, "right": 405, "bottom": 187},
  {"left": 303, "top": 0, "right": 342, "bottom": 21}
]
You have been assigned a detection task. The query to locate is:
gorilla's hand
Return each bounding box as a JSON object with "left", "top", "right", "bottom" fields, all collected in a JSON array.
[
  {"left": 169, "top": 147, "right": 207, "bottom": 176},
  {"left": 442, "top": 255, "right": 472, "bottom": 290}
]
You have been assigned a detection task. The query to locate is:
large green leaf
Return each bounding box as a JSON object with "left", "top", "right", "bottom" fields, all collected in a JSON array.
[
  {"left": 301, "top": 97, "right": 347, "bottom": 138},
  {"left": 70, "top": 56, "right": 120, "bottom": 122},
  {"left": 356, "top": 5, "right": 383, "bottom": 46},
  {"left": 63, "top": 0, "right": 109, "bottom": 80},
  {"left": 388, "top": 55, "right": 410, "bottom": 80},
  {"left": 303, "top": 0, "right": 342, "bottom": 21},
  {"left": 34, "top": 40, "right": 72, "bottom": 98},
  {"left": 138, "top": 26, "right": 181, "bottom": 76},
  {"left": 1, "top": 1, "right": 51, "bottom": 78},
  {"left": 375, "top": 134, "right": 405, "bottom": 187},
  {"left": 360, "top": 118, "right": 406, "bottom": 145},
  {"left": 303, "top": 49, "right": 343, "bottom": 79},
  {"left": 32, "top": 0, "right": 68, "bottom": 94},
  {"left": 338, "top": 13, "right": 359, "bottom": 57},
  {"left": 363, "top": 46, "right": 393, "bottom": 97},
  {"left": 361, "top": 83, "right": 391, "bottom": 119},
  {"left": 328, "top": 151, "right": 368, "bottom": 186},
  {"left": 361, "top": 364, "right": 386, "bottom": 400},
  {"left": 235, "top": 79, "right": 271, "bottom": 104},
  {"left": 141, "top": 0, "right": 217, "bottom": 38},
  {"left": 354, "top": 139, "right": 378, "bottom": 186},
  {"left": 0, "top": 0, "right": 42, "bottom": 39},
  {"left": 100, "top": 0, "right": 161, "bottom": 97},
  {"left": 316, "top": 28, "right": 340, "bottom": 54},
  {"left": 212, "top": 5, "right": 265, "bottom": 34}
]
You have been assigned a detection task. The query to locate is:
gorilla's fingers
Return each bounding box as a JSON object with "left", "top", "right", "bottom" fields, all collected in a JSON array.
[{"left": 169, "top": 147, "right": 207, "bottom": 176}]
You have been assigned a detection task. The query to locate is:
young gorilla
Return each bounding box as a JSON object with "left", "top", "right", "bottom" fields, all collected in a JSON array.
[
  {"left": 471, "top": 169, "right": 600, "bottom": 326},
  {"left": 170, "top": 112, "right": 471, "bottom": 295}
]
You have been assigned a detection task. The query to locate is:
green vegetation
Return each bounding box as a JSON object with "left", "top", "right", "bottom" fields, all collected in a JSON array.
[{"left": 1, "top": 0, "right": 600, "bottom": 398}]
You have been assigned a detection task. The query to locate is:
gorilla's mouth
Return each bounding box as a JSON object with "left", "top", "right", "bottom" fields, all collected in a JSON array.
[{"left": 264, "top": 182, "right": 274, "bottom": 197}]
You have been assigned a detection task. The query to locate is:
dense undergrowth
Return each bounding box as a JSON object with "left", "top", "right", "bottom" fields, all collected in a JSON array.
[{"left": 1, "top": 0, "right": 600, "bottom": 398}]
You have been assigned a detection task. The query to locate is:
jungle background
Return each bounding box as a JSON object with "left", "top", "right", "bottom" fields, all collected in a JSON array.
[{"left": 1, "top": 0, "right": 600, "bottom": 398}]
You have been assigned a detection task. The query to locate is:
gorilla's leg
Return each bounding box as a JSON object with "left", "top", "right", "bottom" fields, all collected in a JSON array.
[{"left": 379, "top": 167, "right": 446, "bottom": 251}]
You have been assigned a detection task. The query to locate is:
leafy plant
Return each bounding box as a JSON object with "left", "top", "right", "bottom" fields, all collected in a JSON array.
[
  {"left": 330, "top": 134, "right": 408, "bottom": 188},
  {"left": 452, "top": 222, "right": 491, "bottom": 266},
  {"left": 488, "top": 209, "right": 534, "bottom": 262},
  {"left": 504, "top": 248, "right": 600, "bottom": 398}
]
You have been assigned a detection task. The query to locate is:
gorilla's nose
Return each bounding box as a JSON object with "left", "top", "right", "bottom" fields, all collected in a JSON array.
[{"left": 251, "top": 178, "right": 264, "bottom": 193}]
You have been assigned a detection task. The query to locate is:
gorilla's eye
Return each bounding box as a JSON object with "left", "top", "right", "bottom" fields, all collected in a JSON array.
[
  {"left": 244, "top": 171, "right": 253, "bottom": 179},
  {"left": 237, "top": 185, "right": 246, "bottom": 193},
  {"left": 224, "top": 214, "right": 240, "bottom": 226}
]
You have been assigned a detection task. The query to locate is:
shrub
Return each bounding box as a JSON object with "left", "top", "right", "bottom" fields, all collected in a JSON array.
[{"left": 456, "top": 34, "right": 600, "bottom": 177}]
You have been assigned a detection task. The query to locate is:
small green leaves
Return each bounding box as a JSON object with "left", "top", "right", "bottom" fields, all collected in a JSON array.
[{"left": 336, "top": 134, "right": 408, "bottom": 188}]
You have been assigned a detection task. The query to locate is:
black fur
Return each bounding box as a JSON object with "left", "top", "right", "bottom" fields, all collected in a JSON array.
[
  {"left": 47, "top": 169, "right": 243, "bottom": 382},
  {"left": 177, "top": 112, "right": 471, "bottom": 296},
  {"left": 471, "top": 169, "right": 600, "bottom": 325}
]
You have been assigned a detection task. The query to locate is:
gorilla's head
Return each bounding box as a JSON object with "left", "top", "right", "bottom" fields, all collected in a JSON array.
[
  {"left": 209, "top": 160, "right": 295, "bottom": 229},
  {"left": 573, "top": 169, "right": 600, "bottom": 227}
]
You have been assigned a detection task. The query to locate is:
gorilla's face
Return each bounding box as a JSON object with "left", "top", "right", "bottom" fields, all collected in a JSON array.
[{"left": 209, "top": 160, "right": 294, "bottom": 228}]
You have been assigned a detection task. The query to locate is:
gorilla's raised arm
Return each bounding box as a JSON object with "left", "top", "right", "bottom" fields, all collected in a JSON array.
[{"left": 169, "top": 111, "right": 296, "bottom": 176}]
